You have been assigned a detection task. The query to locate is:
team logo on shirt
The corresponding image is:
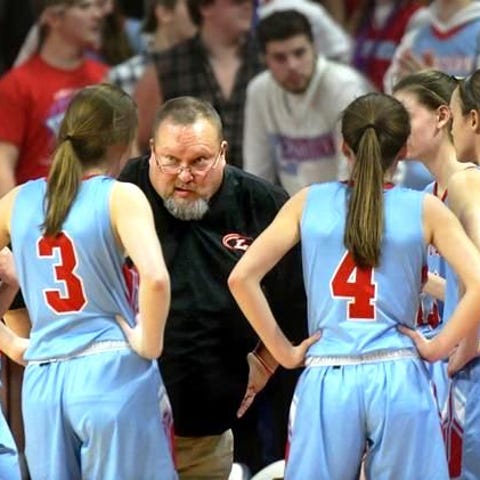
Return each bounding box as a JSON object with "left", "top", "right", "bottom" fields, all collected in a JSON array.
[{"left": 222, "top": 233, "right": 253, "bottom": 252}]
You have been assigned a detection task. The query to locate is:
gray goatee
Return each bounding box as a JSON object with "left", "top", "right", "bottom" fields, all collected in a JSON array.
[{"left": 163, "top": 196, "right": 209, "bottom": 221}]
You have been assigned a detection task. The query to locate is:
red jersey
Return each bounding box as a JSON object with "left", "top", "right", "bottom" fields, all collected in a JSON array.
[{"left": 0, "top": 55, "right": 108, "bottom": 184}]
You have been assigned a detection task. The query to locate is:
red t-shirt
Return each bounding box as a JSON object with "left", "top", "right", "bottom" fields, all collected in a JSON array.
[{"left": 0, "top": 55, "right": 108, "bottom": 184}]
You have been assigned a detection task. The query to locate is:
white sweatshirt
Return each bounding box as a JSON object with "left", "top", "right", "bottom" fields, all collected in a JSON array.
[{"left": 243, "top": 56, "right": 372, "bottom": 195}]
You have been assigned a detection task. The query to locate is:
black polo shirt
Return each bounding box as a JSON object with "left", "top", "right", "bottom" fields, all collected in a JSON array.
[{"left": 119, "top": 157, "right": 307, "bottom": 436}]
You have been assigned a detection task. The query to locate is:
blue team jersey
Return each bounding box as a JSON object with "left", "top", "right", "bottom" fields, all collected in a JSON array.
[
  {"left": 301, "top": 182, "right": 427, "bottom": 356},
  {"left": 412, "top": 20, "right": 480, "bottom": 77},
  {"left": 11, "top": 176, "right": 136, "bottom": 361}
]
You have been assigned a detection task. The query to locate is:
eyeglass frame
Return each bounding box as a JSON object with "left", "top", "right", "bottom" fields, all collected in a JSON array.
[{"left": 152, "top": 143, "right": 225, "bottom": 177}]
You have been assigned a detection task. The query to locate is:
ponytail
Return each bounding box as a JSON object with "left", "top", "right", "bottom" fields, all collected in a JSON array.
[
  {"left": 344, "top": 127, "right": 384, "bottom": 268},
  {"left": 341, "top": 93, "right": 410, "bottom": 268},
  {"left": 42, "top": 138, "right": 82, "bottom": 237}
]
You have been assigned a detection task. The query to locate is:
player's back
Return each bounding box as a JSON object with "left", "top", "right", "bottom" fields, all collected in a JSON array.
[
  {"left": 301, "top": 182, "right": 426, "bottom": 356},
  {"left": 11, "top": 176, "right": 135, "bottom": 360}
]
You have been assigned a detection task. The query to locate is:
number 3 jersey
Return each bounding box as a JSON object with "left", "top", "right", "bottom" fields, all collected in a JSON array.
[
  {"left": 301, "top": 182, "right": 427, "bottom": 356},
  {"left": 10, "top": 176, "right": 136, "bottom": 361}
]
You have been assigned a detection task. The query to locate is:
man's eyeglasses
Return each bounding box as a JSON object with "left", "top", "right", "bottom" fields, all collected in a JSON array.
[{"left": 154, "top": 148, "right": 222, "bottom": 177}]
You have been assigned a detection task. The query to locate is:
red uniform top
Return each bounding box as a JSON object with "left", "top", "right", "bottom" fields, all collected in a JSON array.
[{"left": 0, "top": 55, "right": 108, "bottom": 184}]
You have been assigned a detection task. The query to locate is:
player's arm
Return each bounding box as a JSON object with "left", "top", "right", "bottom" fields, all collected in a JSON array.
[
  {"left": 0, "top": 187, "right": 29, "bottom": 363},
  {"left": 444, "top": 170, "right": 480, "bottom": 371},
  {"left": 423, "top": 272, "right": 445, "bottom": 301},
  {"left": 110, "top": 181, "right": 170, "bottom": 360},
  {"left": 0, "top": 141, "right": 18, "bottom": 197},
  {"left": 228, "top": 189, "right": 320, "bottom": 369},
  {"left": 402, "top": 193, "right": 480, "bottom": 361}
]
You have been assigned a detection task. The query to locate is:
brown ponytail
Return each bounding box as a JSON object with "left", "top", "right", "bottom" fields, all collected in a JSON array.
[
  {"left": 341, "top": 93, "right": 410, "bottom": 268},
  {"left": 42, "top": 83, "right": 137, "bottom": 237}
]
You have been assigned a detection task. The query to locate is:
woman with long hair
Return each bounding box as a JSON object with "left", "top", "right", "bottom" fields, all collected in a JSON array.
[{"left": 228, "top": 92, "right": 480, "bottom": 479}]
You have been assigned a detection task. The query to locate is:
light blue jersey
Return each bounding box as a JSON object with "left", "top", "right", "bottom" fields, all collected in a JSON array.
[
  {"left": 412, "top": 21, "right": 480, "bottom": 78},
  {"left": 11, "top": 176, "right": 177, "bottom": 480},
  {"left": 440, "top": 167, "right": 480, "bottom": 480},
  {"left": 286, "top": 182, "right": 448, "bottom": 480},
  {"left": 417, "top": 182, "right": 451, "bottom": 414},
  {"left": 11, "top": 176, "right": 135, "bottom": 361},
  {"left": 418, "top": 181, "right": 446, "bottom": 332},
  {"left": 301, "top": 182, "right": 426, "bottom": 356}
]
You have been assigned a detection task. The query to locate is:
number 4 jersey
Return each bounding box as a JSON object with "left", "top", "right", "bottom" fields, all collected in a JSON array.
[
  {"left": 301, "top": 181, "right": 427, "bottom": 356},
  {"left": 10, "top": 176, "right": 136, "bottom": 361}
]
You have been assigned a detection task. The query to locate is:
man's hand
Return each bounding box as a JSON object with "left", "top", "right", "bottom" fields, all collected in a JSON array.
[{"left": 237, "top": 350, "right": 275, "bottom": 418}]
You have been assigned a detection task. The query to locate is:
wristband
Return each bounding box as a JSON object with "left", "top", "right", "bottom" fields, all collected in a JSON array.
[{"left": 251, "top": 351, "right": 275, "bottom": 376}]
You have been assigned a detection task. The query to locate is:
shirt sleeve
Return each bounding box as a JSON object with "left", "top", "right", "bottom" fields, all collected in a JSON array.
[
  {"left": 0, "top": 72, "right": 28, "bottom": 147},
  {"left": 243, "top": 78, "right": 277, "bottom": 183}
]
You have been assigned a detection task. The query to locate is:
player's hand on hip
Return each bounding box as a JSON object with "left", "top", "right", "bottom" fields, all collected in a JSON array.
[
  {"left": 283, "top": 331, "right": 322, "bottom": 369},
  {"left": 116, "top": 314, "right": 150, "bottom": 358},
  {"left": 398, "top": 325, "right": 437, "bottom": 362},
  {"left": 10, "top": 336, "right": 29, "bottom": 366}
]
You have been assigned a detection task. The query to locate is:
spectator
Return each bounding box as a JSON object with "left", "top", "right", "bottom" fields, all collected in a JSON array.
[
  {"left": 108, "top": 0, "right": 196, "bottom": 96},
  {"left": 351, "top": 0, "right": 426, "bottom": 91},
  {"left": 134, "top": 0, "right": 262, "bottom": 167},
  {"left": 119, "top": 96, "right": 307, "bottom": 477},
  {"left": 99, "top": 0, "right": 137, "bottom": 65},
  {"left": 385, "top": 0, "right": 480, "bottom": 91},
  {"left": 256, "top": 0, "right": 352, "bottom": 62},
  {"left": 244, "top": 10, "right": 371, "bottom": 195},
  {"left": 0, "top": 0, "right": 108, "bottom": 197}
]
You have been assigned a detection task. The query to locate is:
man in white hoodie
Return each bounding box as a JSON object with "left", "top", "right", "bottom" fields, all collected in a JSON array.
[{"left": 243, "top": 9, "right": 371, "bottom": 195}]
